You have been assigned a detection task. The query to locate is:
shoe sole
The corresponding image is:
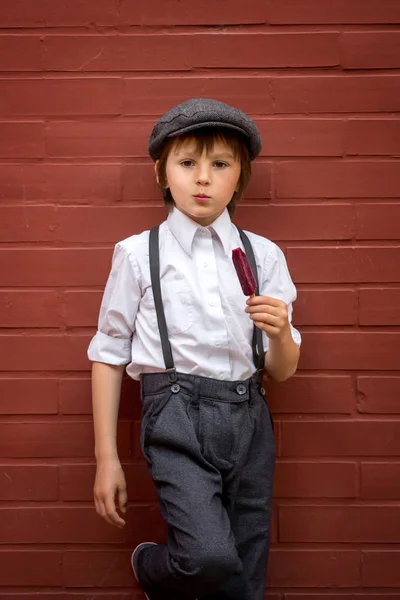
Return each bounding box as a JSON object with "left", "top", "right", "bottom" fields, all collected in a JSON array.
[{"left": 131, "top": 542, "right": 157, "bottom": 600}]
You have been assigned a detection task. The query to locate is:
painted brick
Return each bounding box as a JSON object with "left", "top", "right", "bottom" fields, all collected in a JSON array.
[
  {"left": 44, "top": 35, "right": 192, "bottom": 72},
  {"left": 287, "top": 247, "right": 400, "bottom": 283},
  {"left": 299, "top": 332, "right": 400, "bottom": 370},
  {"left": 267, "top": 549, "right": 359, "bottom": 588},
  {"left": 361, "top": 463, "right": 400, "bottom": 500},
  {"left": 0, "top": 290, "right": 61, "bottom": 327},
  {"left": 120, "top": 0, "right": 267, "bottom": 25},
  {"left": 274, "top": 461, "right": 357, "bottom": 498},
  {"left": 0, "top": 163, "right": 121, "bottom": 202},
  {"left": 0, "top": 378, "right": 58, "bottom": 415},
  {"left": 0, "top": 35, "right": 42, "bottom": 71},
  {"left": 0, "top": 121, "right": 43, "bottom": 158},
  {"left": 362, "top": 551, "right": 400, "bottom": 587},
  {"left": 191, "top": 33, "right": 339, "bottom": 69},
  {"left": 342, "top": 32, "right": 400, "bottom": 69},
  {"left": 346, "top": 119, "right": 400, "bottom": 155},
  {"left": 57, "top": 206, "right": 165, "bottom": 243},
  {"left": 46, "top": 119, "right": 152, "bottom": 158},
  {"left": 0, "top": 334, "right": 91, "bottom": 371},
  {"left": 0, "top": 206, "right": 57, "bottom": 242},
  {"left": 268, "top": 0, "right": 400, "bottom": 24},
  {"left": 281, "top": 421, "right": 400, "bottom": 457},
  {"left": 0, "top": 465, "right": 58, "bottom": 500},
  {"left": 257, "top": 118, "right": 343, "bottom": 157},
  {"left": 293, "top": 288, "right": 357, "bottom": 325},
  {"left": 60, "top": 462, "right": 156, "bottom": 502},
  {"left": 356, "top": 204, "right": 400, "bottom": 240},
  {"left": 357, "top": 376, "right": 400, "bottom": 414},
  {"left": 0, "top": 0, "right": 118, "bottom": 26},
  {"left": 279, "top": 505, "right": 400, "bottom": 543},
  {"left": 236, "top": 205, "right": 353, "bottom": 241},
  {"left": 64, "top": 291, "right": 102, "bottom": 327},
  {"left": 0, "top": 421, "right": 130, "bottom": 458},
  {"left": 276, "top": 160, "right": 400, "bottom": 198},
  {"left": 0, "top": 78, "right": 122, "bottom": 116},
  {"left": 267, "top": 375, "right": 354, "bottom": 415},
  {"left": 0, "top": 550, "right": 62, "bottom": 585},
  {"left": 0, "top": 595, "right": 133, "bottom": 600},
  {"left": 285, "top": 595, "right": 400, "bottom": 600},
  {"left": 124, "top": 76, "right": 274, "bottom": 115},
  {"left": 271, "top": 75, "right": 400, "bottom": 113},
  {"left": 0, "top": 249, "right": 111, "bottom": 286},
  {"left": 359, "top": 287, "right": 400, "bottom": 325},
  {"left": 62, "top": 549, "right": 133, "bottom": 587}
]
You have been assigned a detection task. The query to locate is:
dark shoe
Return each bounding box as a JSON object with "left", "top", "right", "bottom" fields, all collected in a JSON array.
[{"left": 131, "top": 542, "right": 157, "bottom": 600}]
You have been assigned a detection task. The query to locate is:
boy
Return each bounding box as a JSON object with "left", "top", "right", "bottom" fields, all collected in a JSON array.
[{"left": 88, "top": 98, "right": 301, "bottom": 600}]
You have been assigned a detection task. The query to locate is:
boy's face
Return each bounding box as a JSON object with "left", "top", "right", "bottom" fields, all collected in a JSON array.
[{"left": 160, "top": 138, "right": 241, "bottom": 226}]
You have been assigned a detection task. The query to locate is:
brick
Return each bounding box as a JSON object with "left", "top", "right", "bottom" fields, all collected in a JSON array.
[
  {"left": 363, "top": 551, "right": 400, "bottom": 587},
  {"left": 0, "top": 595, "right": 133, "bottom": 600},
  {"left": 0, "top": 122, "right": 43, "bottom": 158},
  {"left": 285, "top": 596, "right": 400, "bottom": 600},
  {"left": 268, "top": 0, "right": 400, "bottom": 24},
  {"left": 346, "top": 119, "right": 400, "bottom": 156},
  {"left": 236, "top": 205, "right": 353, "bottom": 241},
  {"left": 281, "top": 420, "right": 400, "bottom": 457},
  {"left": 358, "top": 376, "right": 400, "bottom": 414},
  {"left": 0, "top": 421, "right": 130, "bottom": 458},
  {"left": 46, "top": 119, "right": 152, "bottom": 158},
  {"left": 267, "top": 375, "right": 354, "bottom": 415},
  {"left": 0, "top": 206, "right": 57, "bottom": 242},
  {"left": 287, "top": 247, "right": 400, "bottom": 283},
  {"left": 257, "top": 118, "right": 343, "bottom": 157},
  {"left": 59, "top": 377, "right": 92, "bottom": 414},
  {"left": 124, "top": 76, "right": 274, "bottom": 115},
  {"left": 63, "top": 550, "right": 133, "bottom": 587},
  {"left": 272, "top": 75, "right": 400, "bottom": 113},
  {"left": 362, "top": 463, "right": 400, "bottom": 500},
  {"left": 299, "top": 332, "right": 400, "bottom": 370},
  {"left": 342, "top": 32, "right": 400, "bottom": 69},
  {"left": 0, "top": 378, "right": 58, "bottom": 415},
  {"left": 267, "top": 549, "right": 359, "bottom": 587},
  {"left": 292, "top": 288, "right": 357, "bottom": 325},
  {"left": 60, "top": 462, "right": 156, "bottom": 502},
  {"left": 356, "top": 204, "right": 400, "bottom": 241},
  {"left": 191, "top": 33, "right": 339, "bottom": 69},
  {"left": 120, "top": 0, "right": 267, "bottom": 25},
  {"left": 359, "top": 287, "right": 400, "bottom": 325},
  {"left": 0, "top": 290, "right": 61, "bottom": 327},
  {"left": 57, "top": 206, "right": 166, "bottom": 243},
  {"left": 279, "top": 505, "right": 400, "bottom": 543},
  {"left": 0, "top": 35, "right": 42, "bottom": 71},
  {"left": 64, "top": 291, "right": 102, "bottom": 327},
  {"left": 44, "top": 35, "right": 192, "bottom": 72},
  {"left": 0, "top": 0, "right": 118, "bottom": 26},
  {"left": 0, "top": 465, "right": 58, "bottom": 500},
  {"left": 0, "top": 550, "right": 62, "bottom": 585},
  {"left": 274, "top": 461, "right": 357, "bottom": 498},
  {"left": 0, "top": 164, "right": 121, "bottom": 202},
  {"left": 0, "top": 79, "right": 122, "bottom": 116},
  {"left": 276, "top": 161, "right": 400, "bottom": 198},
  {"left": 0, "top": 249, "right": 111, "bottom": 286}
]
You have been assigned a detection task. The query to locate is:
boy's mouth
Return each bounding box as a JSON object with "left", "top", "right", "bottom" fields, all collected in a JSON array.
[{"left": 193, "top": 194, "right": 210, "bottom": 200}]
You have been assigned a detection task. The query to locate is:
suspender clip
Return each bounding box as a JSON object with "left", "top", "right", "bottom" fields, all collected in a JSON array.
[{"left": 166, "top": 367, "right": 178, "bottom": 383}]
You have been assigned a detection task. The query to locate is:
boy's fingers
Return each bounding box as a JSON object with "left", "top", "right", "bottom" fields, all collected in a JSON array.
[
  {"left": 105, "top": 496, "right": 125, "bottom": 527},
  {"left": 247, "top": 295, "right": 281, "bottom": 307},
  {"left": 118, "top": 485, "right": 128, "bottom": 513}
]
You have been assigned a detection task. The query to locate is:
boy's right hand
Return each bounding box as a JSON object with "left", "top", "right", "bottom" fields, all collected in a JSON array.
[{"left": 93, "top": 457, "right": 127, "bottom": 528}]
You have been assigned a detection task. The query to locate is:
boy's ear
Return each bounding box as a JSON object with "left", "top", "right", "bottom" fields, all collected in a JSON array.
[{"left": 154, "top": 161, "right": 160, "bottom": 185}]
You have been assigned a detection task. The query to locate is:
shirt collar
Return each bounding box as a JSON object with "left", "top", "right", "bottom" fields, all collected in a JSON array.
[{"left": 167, "top": 207, "right": 233, "bottom": 257}]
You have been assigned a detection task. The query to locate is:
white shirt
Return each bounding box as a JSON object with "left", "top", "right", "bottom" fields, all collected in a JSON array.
[{"left": 88, "top": 207, "right": 301, "bottom": 381}]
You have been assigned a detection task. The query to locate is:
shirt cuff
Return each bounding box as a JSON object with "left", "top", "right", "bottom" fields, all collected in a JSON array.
[
  {"left": 291, "top": 325, "right": 302, "bottom": 347},
  {"left": 87, "top": 331, "right": 131, "bottom": 365}
]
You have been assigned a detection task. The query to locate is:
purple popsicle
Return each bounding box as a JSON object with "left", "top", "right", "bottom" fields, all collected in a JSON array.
[{"left": 232, "top": 248, "right": 257, "bottom": 296}]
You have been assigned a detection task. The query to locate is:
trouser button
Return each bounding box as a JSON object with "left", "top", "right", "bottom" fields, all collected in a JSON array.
[{"left": 236, "top": 384, "right": 246, "bottom": 395}]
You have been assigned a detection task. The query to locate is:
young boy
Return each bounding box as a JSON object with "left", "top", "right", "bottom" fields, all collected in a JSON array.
[{"left": 88, "top": 98, "right": 301, "bottom": 600}]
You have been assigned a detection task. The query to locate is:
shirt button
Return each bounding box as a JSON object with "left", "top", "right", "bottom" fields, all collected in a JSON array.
[
  {"left": 203, "top": 262, "right": 208, "bottom": 268},
  {"left": 219, "top": 374, "right": 225, "bottom": 380},
  {"left": 209, "top": 300, "right": 215, "bottom": 307},
  {"left": 215, "top": 340, "right": 220, "bottom": 347}
]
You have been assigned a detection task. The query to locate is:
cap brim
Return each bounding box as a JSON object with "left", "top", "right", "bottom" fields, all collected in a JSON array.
[{"left": 166, "top": 121, "right": 250, "bottom": 139}]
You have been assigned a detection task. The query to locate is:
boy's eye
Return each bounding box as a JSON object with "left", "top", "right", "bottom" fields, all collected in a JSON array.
[
  {"left": 180, "top": 160, "right": 195, "bottom": 167},
  {"left": 214, "top": 161, "right": 228, "bottom": 168}
]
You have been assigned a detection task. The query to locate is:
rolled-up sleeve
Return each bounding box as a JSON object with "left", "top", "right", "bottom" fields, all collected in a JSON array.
[
  {"left": 260, "top": 243, "right": 302, "bottom": 351},
  {"left": 87, "top": 242, "right": 141, "bottom": 365}
]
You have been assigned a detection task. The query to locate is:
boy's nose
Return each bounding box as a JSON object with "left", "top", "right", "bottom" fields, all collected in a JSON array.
[{"left": 196, "top": 168, "right": 211, "bottom": 185}]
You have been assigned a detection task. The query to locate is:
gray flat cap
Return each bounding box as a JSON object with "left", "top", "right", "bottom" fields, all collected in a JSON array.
[{"left": 148, "top": 98, "right": 261, "bottom": 161}]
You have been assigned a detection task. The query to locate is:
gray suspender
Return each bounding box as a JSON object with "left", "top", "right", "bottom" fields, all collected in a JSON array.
[{"left": 149, "top": 225, "right": 265, "bottom": 379}]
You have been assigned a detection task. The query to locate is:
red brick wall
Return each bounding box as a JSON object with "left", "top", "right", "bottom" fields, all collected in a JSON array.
[{"left": 1, "top": 1, "right": 400, "bottom": 598}]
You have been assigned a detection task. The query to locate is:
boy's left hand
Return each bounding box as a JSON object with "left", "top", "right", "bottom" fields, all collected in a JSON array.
[{"left": 245, "top": 296, "right": 290, "bottom": 340}]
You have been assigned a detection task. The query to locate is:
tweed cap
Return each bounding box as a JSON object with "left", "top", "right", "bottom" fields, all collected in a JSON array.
[{"left": 148, "top": 98, "right": 261, "bottom": 161}]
